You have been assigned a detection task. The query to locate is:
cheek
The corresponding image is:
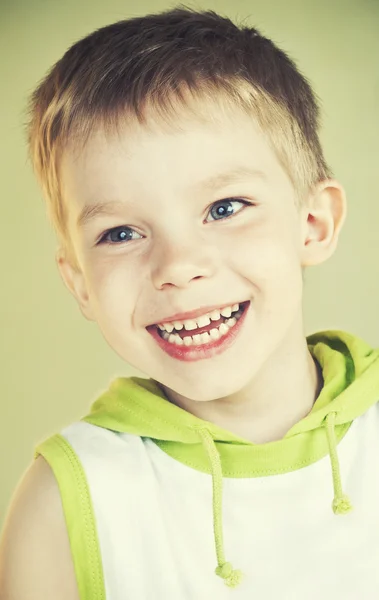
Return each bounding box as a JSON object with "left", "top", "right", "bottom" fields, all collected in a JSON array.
[
  {"left": 227, "top": 224, "right": 303, "bottom": 313},
  {"left": 83, "top": 258, "right": 137, "bottom": 319},
  {"left": 227, "top": 222, "right": 300, "bottom": 276}
]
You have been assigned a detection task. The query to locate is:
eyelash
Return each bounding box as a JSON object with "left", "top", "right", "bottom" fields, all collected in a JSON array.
[{"left": 96, "top": 197, "right": 252, "bottom": 246}]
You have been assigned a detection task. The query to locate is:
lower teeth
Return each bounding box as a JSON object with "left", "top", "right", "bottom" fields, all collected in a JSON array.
[{"left": 159, "top": 308, "right": 243, "bottom": 346}]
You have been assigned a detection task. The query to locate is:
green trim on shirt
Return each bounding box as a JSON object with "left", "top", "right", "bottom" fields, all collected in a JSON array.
[{"left": 34, "top": 434, "right": 106, "bottom": 600}]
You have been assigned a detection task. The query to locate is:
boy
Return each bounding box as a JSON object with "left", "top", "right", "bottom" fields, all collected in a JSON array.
[{"left": 1, "top": 5, "right": 379, "bottom": 599}]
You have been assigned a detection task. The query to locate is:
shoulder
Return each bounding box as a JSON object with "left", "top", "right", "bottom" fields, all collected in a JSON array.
[{"left": 0, "top": 456, "right": 79, "bottom": 600}]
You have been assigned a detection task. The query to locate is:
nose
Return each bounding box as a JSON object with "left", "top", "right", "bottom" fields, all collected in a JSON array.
[{"left": 149, "top": 233, "right": 219, "bottom": 290}]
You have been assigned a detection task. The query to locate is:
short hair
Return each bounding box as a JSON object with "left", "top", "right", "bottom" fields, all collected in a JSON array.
[{"left": 26, "top": 5, "right": 332, "bottom": 270}]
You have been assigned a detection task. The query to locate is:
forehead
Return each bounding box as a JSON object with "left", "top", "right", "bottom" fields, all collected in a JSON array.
[{"left": 60, "top": 98, "right": 293, "bottom": 221}]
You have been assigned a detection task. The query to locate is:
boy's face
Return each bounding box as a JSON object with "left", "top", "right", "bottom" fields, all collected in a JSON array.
[{"left": 58, "top": 99, "right": 344, "bottom": 401}]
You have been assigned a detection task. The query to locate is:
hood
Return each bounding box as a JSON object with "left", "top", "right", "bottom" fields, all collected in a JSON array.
[{"left": 82, "top": 330, "right": 379, "bottom": 588}]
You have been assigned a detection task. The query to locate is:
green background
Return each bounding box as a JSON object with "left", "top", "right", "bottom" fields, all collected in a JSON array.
[{"left": 0, "top": 0, "right": 378, "bottom": 528}]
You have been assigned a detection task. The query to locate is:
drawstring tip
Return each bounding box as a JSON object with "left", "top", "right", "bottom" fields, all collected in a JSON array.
[
  {"left": 215, "top": 562, "right": 243, "bottom": 588},
  {"left": 332, "top": 494, "right": 353, "bottom": 515}
]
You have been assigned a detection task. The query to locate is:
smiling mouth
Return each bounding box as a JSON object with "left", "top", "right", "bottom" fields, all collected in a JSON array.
[
  {"left": 154, "top": 301, "right": 249, "bottom": 346},
  {"left": 146, "top": 300, "right": 250, "bottom": 361}
]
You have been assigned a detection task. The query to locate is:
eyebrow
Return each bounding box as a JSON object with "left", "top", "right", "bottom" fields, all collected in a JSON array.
[{"left": 76, "top": 166, "right": 266, "bottom": 229}]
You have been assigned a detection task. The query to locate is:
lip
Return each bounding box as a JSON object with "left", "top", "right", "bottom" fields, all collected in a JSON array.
[
  {"left": 147, "top": 301, "right": 250, "bottom": 362},
  {"left": 149, "top": 299, "right": 247, "bottom": 326}
]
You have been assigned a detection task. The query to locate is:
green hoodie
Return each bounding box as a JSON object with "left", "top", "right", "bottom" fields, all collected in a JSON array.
[{"left": 35, "top": 330, "right": 379, "bottom": 593}]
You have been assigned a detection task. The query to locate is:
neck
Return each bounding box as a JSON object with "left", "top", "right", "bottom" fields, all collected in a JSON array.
[{"left": 160, "top": 331, "right": 323, "bottom": 444}]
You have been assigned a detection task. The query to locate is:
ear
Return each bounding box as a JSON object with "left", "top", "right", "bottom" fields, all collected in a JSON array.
[
  {"left": 55, "top": 248, "right": 96, "bottom": 322},
  {"left": 300, "top": 179, "right": 347, "bottom": 267}
]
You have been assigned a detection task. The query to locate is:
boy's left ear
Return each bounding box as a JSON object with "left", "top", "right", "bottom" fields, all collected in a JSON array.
[{"left": 300, "top": 179, "right": 347, "bottom": 267}]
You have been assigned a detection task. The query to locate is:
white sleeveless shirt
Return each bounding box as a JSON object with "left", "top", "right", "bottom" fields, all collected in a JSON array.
[{"left": 55, "top": 401, "right": 379, "bottom": 600}]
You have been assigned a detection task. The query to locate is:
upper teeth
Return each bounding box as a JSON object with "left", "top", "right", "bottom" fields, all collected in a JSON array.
[{"left": 157, "top": 303, "right": 240, "bottom": 333}]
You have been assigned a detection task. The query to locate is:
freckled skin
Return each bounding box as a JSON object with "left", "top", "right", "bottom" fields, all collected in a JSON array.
[{"left": 57, "top": 100, "right": 346, "bottom": 442}]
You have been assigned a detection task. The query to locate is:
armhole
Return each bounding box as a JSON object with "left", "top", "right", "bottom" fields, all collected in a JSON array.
[{"left": 34, "top": 434, "right": 106, "bottom": 600}]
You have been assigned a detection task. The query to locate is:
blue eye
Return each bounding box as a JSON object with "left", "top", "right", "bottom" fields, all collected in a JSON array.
[
  {"left": 206, "top": 198, "right": 250, "bottom": 222},
  {"left": 96, "top": 198, "right": 251, "bottom": 246},
  {"left": 97, "top": 226, "right": 142, "bottom": 246}
]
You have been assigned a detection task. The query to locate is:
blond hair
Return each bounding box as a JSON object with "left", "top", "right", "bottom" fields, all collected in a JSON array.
[{"left": 26, "top": 5, "right": 332, "bottom": 270}]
